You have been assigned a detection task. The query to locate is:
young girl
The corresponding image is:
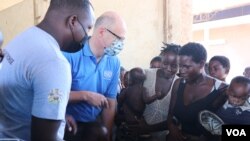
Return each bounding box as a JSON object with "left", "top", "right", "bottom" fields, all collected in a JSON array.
[
  {"left": 208, "top": 55, "right": 230, "bottom": 82},
  {"left": 120, "top": 43, "right": 181, "bottom": 141}
]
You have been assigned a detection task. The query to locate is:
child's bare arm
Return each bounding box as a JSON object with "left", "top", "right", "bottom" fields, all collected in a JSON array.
[
  {"left": 142, "top": 87, "right": 157, "bottom": 104},
  {"left": 117, "top": 88, "right": 127, "bottom": 104}
]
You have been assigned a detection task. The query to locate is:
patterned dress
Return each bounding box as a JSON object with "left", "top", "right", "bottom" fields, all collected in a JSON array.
[{"left": 143, "top": 69, "right": 178, "bottom": 141}]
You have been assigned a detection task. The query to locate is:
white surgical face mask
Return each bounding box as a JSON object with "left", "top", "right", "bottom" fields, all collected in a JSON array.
[{"left": 104, "top": 39, "right": 124, "bottom": 56}]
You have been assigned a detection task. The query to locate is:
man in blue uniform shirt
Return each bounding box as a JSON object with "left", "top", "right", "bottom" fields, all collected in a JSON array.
[
  {"left": 0, "top": 0, "right": 95, "bottom": 141},
  {"left": 63, "top": 11, "right": 127, "bottom": 141}
]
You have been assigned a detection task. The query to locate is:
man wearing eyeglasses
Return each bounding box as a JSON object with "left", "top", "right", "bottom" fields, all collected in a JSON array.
[{"left": 63, "top": 11, "right": 127, "bottom": 141}]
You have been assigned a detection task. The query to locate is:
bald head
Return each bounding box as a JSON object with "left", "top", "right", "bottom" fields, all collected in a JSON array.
[
  {"left": 89, "top": 11, "right": 127, "bottom": 57},
  {"left": 95, "top": 11, "right": 125, "bottom": 27},
  {"left": 94, "top": 11, "right": 127, "bottom": 39}
]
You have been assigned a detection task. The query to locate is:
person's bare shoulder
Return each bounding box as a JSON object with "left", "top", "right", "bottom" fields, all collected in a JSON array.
[{"left": 171, "top": 78, "right": 182, "bottom": 94}]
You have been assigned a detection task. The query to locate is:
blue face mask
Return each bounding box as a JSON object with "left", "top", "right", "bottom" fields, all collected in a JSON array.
[{"left": 104, "top": 39, "right": 124, "bottom": 56}]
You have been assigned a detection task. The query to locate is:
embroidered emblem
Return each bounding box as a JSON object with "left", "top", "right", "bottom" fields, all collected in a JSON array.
[
  {"left": 48, "top": 89, "right": 63, "bottom": 104},
  {"left": 103, "top": 70, "right": 113, "bottom": 80},
  {"left": 235, "top": 108, "right": 242, "bottom": 115}
]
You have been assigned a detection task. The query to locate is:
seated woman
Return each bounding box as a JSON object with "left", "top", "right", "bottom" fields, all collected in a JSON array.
[
  {"left": 166, "top": 42, "right": 228, "bottom": 141},
  {"left": 208, "top": 55, "right": 230, "bottom": 82}
]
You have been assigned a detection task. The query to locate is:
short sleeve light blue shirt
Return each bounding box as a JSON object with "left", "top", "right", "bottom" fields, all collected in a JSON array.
[
  {"left": 0, "top": 27, "right": 71, "bottom": 141},
  {"left": 63, "top": 40, "right": 120, "bottom": 122}
]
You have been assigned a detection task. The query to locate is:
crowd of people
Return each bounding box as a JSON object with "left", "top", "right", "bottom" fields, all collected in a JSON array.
[
  {"left": 115, "top": 43, "right": 250, "bottom": 141},
  {"left": 0, "top": 0, "right": 250, "bottom": 141}
]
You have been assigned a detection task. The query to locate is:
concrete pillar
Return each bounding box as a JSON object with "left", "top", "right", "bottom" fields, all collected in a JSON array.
[
  {"left": 91, "top": 0, "right": 165, "bottom": 69},
  {"left": 164, "top": 0, "right": 192, "bottom": 44},
  {"left": 34, "top": 0, "right": 49, "bottom": 24}
]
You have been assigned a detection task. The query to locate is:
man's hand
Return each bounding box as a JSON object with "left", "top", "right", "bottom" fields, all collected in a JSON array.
[
  {"left": 65, "top": 115, "right": 77, "bottom": 135},
  {"left": 69, "top": 91, "right": 109, "bottom": 108},
  {"left": 86, "top": 91, "right": 109, "bottom": 108},
  {"left": 101, "top": 98, "right": 116, "bottom": 141}
]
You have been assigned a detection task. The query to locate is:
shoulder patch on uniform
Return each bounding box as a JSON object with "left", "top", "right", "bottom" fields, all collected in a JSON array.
[{"left": 48, "top": 89, "right": 63, "bottom": 104}]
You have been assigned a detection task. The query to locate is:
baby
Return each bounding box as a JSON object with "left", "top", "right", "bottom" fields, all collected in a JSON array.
[
  {"left": 116, "top": 67, "right": 158, "bottom": 125},
  {"left": 216, "top": 76, "right": 250, "bottom": 124}
]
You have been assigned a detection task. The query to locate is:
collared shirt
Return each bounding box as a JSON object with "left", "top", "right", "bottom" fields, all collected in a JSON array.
[
  {"left": 63, "top": 40, "right": 120, "bottom": 122},
  {"left": 223, "top": 100, "right": 250, "bottom": 112},
  {"left": 216, "top": 100, "right": 250, "bottom": 124}
]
